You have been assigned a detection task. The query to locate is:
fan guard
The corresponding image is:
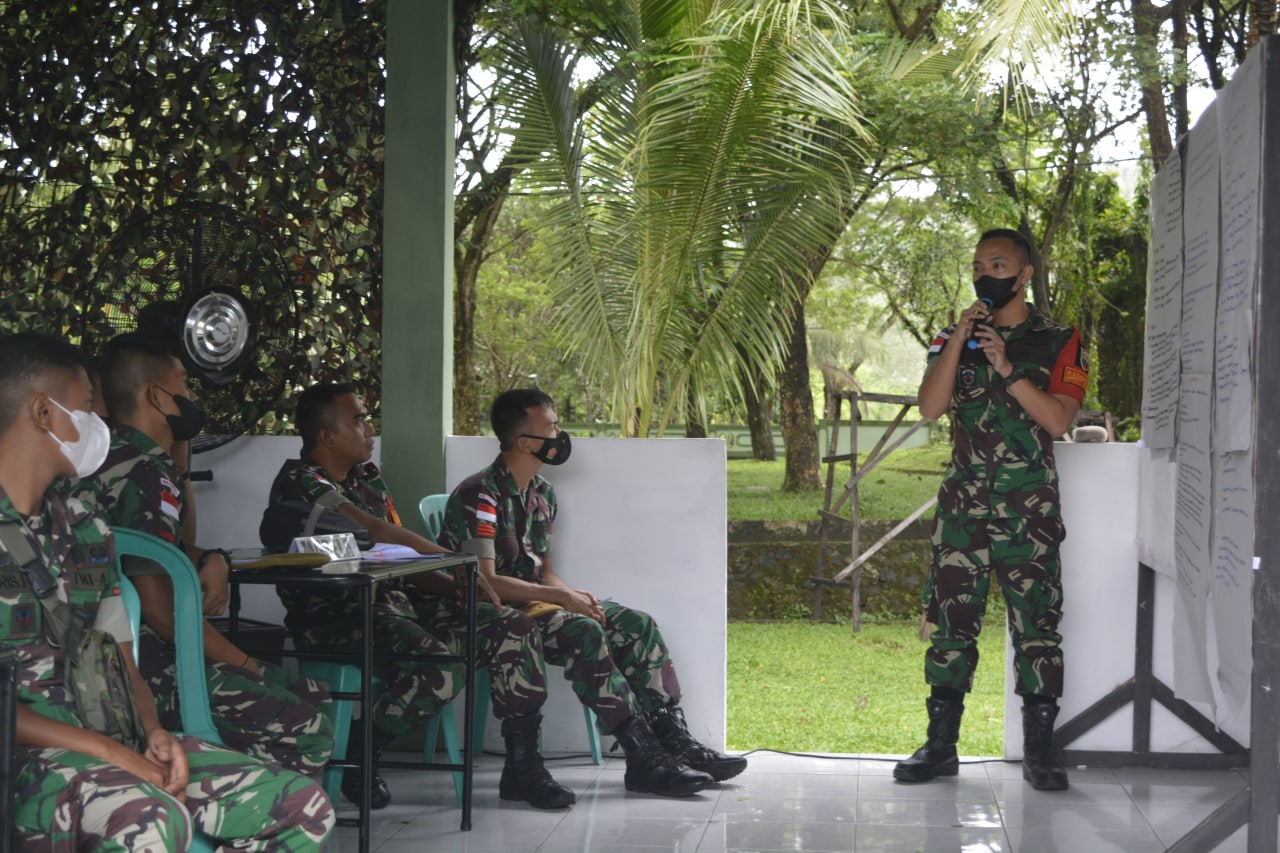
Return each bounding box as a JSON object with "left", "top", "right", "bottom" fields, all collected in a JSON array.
[{"left": 78, "top": 201, "right": 303, "bottom": 452}]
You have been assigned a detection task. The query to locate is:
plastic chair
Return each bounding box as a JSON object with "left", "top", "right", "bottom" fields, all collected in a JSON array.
[
  {"left": 417, "top": 493, "right": 449, "bottom": 542},
  {"left": 113, "top": 528, "right": 219, "bottom": 853}
]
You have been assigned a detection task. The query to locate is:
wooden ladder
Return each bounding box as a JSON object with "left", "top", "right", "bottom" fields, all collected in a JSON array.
[{"left": 811, "top": 391, "right": 934, "bottom": 631}]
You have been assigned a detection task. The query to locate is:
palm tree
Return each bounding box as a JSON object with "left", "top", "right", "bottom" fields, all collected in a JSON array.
[{"left": 493, "top": 0, "right": 871, "bottom": 436}]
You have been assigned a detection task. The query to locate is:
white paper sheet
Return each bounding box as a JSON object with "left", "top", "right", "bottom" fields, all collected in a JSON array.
[
  {"left": 1173, "top": 372, "right": 1215, "bottom": 707},
  {"left": 1211, "top": 449, "right": 1253, "bottom": 716},
  {"left": 1180, "top": 102, "right": 1219, "bottom": 378},
  {"left": 1214, "top": 49, "right": 1262, "bottom": 452},
  {"left": 1142, "top": 151, "right": 1183, "bottom": 449}
]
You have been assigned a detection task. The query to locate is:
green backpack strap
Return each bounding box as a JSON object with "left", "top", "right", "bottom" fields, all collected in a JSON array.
[{"left": 0, "top": 519, "right": 74, "bottom": 641}]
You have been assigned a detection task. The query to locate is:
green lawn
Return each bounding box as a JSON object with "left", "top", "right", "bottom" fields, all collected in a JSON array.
[
  {"left": 723, "top": 437, "right": 1008, "bottom": 758},
  {"left": 726, "top": 614, "right": 1007, "bottom": 757},
  {"left": 727, "top": 443, "right": 952, "bottom": 522}
]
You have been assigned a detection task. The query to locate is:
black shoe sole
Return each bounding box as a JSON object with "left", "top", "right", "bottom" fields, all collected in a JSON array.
[
  {"left": 499, "top": 790, "right": 577, "bottom": 809},
  {"left": 624, "top": 778, "right": 712, "bottom": 797},
  {"left": 892, "top": 760, "right": 959, "bottom": 783},
  {"left": 695, "top": 757, "right": 748, "bottom": 782}
]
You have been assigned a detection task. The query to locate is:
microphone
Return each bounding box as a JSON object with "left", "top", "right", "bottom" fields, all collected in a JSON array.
[{"left": 966, "top": 297, "right": 994, "bottom": 350}]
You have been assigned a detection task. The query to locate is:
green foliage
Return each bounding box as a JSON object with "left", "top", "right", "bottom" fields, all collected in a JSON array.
[
  {"left": 727, "top": 615, "right": 1006, "bottom": 755},
  {"left": 0, "top": 0, "right": 386, "bottom": 429}
]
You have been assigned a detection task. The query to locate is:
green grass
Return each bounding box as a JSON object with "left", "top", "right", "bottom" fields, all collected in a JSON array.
[
  {"left": 727, "top": 443, "right": 952, "bottom": 523},
  {"left": 726, "top": 613, "right": 1006, "bottom": 756}
]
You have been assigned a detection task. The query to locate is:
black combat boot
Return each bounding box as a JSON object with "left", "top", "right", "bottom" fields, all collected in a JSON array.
[
  {"left": 613, "top": 715, "right": 714, "bottom": 797},
  {"left": 893, "top": 697, "right": 964, "bottom": 783},
  {"left": 342, "top": 723, "right": 392, "bottom": 810},
  {"left": 499, "top": 713, "right": 576, "bottom": 809},
  {"left": 650, "top": 705, "right": 747, "bottom": 782},
  {"left": 1021, "top": 702, "right": 1069, "bottom": 791}
]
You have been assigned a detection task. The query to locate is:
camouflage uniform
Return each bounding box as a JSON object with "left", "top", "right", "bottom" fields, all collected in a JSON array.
[
  {"left": 921, "top": 305, "right": 1089, "bottom": 697},
  {"left": 76, "top": 423, "right": 335, "bottom": 777},
  {"left": 439, "top": 456, "right": 680, "bottom": 733},
  {"left": 1, "top": 485, "right": 334, "bottom": 852},
  {"left": 267, "top": 453, "right": 546, "bottom": 740}
]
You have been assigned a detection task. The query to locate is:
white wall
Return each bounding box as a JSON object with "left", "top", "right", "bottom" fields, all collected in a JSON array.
[
  {"left": 445, "top": 436, "right": 729, "bottom": 755},
  {"left": 194, "top": 434, "right": 730, "bottom": 756},
  {"left": 1002, "top": 441, "right": 1246, "bottom": 756}
]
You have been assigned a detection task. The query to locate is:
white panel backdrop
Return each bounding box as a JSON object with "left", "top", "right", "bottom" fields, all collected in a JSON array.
[{"left": 192, "top": 434, "right": 729, "bottom": 755}]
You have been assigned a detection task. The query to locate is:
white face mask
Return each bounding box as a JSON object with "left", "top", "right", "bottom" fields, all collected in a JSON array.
[{"left": 48, "top": 399, "right": 111, "bottom": 479}]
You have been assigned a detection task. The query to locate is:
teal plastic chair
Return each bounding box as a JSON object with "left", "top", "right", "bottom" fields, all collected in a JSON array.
[
  {"left": 417, "top": 494, "right": 448, "bottom": 541},
  {"left": 113, "top": 528, "right": 220, "bottom": 853},
  {"left": 417, "top": 494, "right": 603, "bottom": 804}
]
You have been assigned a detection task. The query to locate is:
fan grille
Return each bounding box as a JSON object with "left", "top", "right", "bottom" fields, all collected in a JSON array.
[{"left": 79, "top": 202, "right": 302, "bottom": 452}]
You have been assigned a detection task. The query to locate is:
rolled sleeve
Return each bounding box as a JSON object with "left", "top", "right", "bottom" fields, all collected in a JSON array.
[
  {"left": 94, "top": 595, "right": 134, "bottom": 644},
  {"left": 461, "top": 537, "right": 495, "bottom": 560}
]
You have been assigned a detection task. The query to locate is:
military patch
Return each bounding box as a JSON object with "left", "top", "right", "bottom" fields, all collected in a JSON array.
[
  {"left": 475, "top": 492, "right": 498, "bottom": 539},
  {"left": 159, "top": 487, "right": 181, "bottom": 520},
  {"left": 0, "top": 551, "right": 12, "bottom": 569},
  {"left": 959, "top": 366, "right": 977, "bottom": 388},
  {"left": 69, "top": 546, "right": 86, "bottom": 568},
  {"left": 89, "top": 545, "right": 109, "bottom": 564},
  {"left": 309, "top": 473, "right": 337, "bottom": 491},
  {"left": 1062, "top": 365, "right": 1088, "bottom": 392},
  {"left": 928, "top": 331, "right": 950, "bottom": 355},
  {"left": 13, "top": 604, "right": 35, "bottom": 635}
]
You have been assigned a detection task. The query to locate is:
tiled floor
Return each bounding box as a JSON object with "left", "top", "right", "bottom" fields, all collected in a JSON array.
[{"left": 332, "top": 749, "right": 1262, "bottom": 852}]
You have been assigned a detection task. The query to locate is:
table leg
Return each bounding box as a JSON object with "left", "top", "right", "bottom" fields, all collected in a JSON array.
[
  {"left": 461, "top": 559, "right": 476, "bottom": 831},
  {"left": 359, "top": 584, "right": 373, "bottom": 853}
]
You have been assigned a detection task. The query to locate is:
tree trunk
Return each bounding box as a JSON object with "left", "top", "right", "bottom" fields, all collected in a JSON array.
[
  {"left": 1131, "top": 0, "right": 1177, "bottom": 170},
  {"left": 1251, "top": 0, "right": 1278, "bottom": 45},
  {"left": 742, "top": 362, "right": 776, "bottom": 460},
  {"left": 780, "top": 295, "right": 822, "bottom": 490},
  {"left": 452, "top": 191, "right": 508, "bottom": 435}
]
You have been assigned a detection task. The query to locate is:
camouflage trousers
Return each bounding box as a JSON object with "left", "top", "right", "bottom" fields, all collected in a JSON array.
[
  {"left": 295, "top": 589, "right": 547, "bottom": 741},
  {"left": 138, "top": 626, "right": 336, "bottom": 778},
  {"left": 14, "top": 734, "right": 334, "bottom": 852},
  {"left": 924, "top": 512, "right": 1065, "bottom": 697},
  {"left": 533, "top": 599, "right": 681, "bottom": 733}
]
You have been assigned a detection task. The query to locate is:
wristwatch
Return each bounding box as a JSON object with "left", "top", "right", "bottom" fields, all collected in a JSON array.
[
  {"left": 197, "top": 548, "right": 231, "bottom": 572},
  {"left": 1004, "top": 367, "right": 1028, "bottom": 387}
]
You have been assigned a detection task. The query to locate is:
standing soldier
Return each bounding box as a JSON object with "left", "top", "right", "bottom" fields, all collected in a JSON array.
[
  {"left": 1, "top": 332, "right": 333, "bottom": 851},
  {"left": 77, "top": 333, "right": 335, "bottom": 779},
  {"left": 266, "top": 382, "right": 574, "bottom": 811},
  {"left": 894, "top": 229, "right": 1088, "bottom": 791}
]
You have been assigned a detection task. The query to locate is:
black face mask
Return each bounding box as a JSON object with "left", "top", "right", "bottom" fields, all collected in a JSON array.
[
  {"left": 155, "top": 387, "right": 206, "bottom": 442},
  {"left": 522, "top": 431, "right": 571, "bottom": 466},
  {"left": 973, "top": 273, "right": 1022, "bottom": 309}
]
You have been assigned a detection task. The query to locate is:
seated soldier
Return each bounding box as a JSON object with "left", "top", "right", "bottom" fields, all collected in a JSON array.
[
  {"left": 1, "top": 332, "right": 333, "bottom": 851},
  {"left": 438, "top": 389, "right": 748, "bottom": 796},
  {"left": 76, "top": 333, "right": 335, "bottom": 779},
  {"left": 266, "top": 382, "right": 573, "bottom": 810}
]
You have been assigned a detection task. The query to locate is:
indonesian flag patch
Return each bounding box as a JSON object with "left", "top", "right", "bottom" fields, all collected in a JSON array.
[
  {"left": 158, "top": 479, "right": 182, "bottom": 521},
  {"left": 928, "top": 331, "right": 950, "bottom": 355},
  {"left": 475, "top": 492, "right": 498, "bottom": 539}
]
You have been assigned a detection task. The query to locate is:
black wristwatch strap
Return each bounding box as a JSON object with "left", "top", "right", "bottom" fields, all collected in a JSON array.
[
  {"left": 1004, "top": 367, "right": 1028, "bottom": 387},
  {"left": 197, "top": 548, "right": 231, "bottom": 572}
]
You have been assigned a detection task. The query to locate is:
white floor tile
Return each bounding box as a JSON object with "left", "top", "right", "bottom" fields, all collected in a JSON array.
[{"left": 327, "top": 752, "right": 1250, "bottom": 852}]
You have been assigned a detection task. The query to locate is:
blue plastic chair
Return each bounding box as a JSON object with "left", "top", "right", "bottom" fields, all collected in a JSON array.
[
  {"left": 113, "top": 528, "right": 219, "bottom": 853},
  {"left": 417, "top": 493, "right": 603, "bottom": 802}
]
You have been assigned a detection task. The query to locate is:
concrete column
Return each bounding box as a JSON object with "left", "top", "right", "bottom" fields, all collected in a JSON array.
[{"left": 381, "top": 0, "right": 453, "bottom": 532}]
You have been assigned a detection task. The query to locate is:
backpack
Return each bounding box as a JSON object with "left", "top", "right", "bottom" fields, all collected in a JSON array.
[
  {"left": 0, "top": 522, "right": 145, "bottom": 751},
  {"left": 259, "top": 501, "right": 373, "bottom": 552}
]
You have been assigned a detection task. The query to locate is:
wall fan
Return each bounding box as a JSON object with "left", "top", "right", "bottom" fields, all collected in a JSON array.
[{"left": 77, "top": 201, "right": 304, "bottom": 452}]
